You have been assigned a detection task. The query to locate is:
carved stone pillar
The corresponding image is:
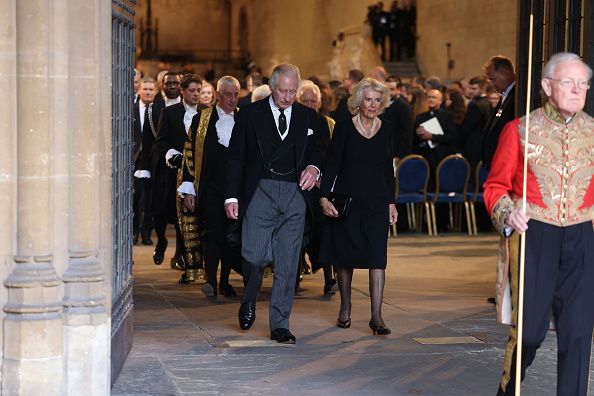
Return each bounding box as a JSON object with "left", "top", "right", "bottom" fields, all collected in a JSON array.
[{"left": 2, "top": 0, "right": 112, "bottom": 394}]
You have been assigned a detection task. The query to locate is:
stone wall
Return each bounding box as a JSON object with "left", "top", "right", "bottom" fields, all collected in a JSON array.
[
  {"left": 136, "top": 0, "right": 517, "bottom": 82},
  {"left": 416, "top": 0, "right": 517, "bottom": 82}
]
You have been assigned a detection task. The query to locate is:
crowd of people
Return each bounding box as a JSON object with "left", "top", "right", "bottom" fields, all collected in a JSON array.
[
  {"left": 132, "top": 51, "right": 594, "bottom": 394},
  {"left": 131, "top": 56, "right": 513, "bottom": 329}
]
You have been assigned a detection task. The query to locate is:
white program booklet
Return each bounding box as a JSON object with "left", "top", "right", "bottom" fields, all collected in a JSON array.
[{"left": 420, "top": 117, "right": 443, "bottom": 149}]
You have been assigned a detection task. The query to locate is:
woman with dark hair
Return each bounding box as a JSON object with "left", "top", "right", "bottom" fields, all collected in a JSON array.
[
  {"left": 319, "top": 77, "right": 398, "bottom": 336},
  {"left": 445, "top": 88, "right": 468, "bottom": 128}
]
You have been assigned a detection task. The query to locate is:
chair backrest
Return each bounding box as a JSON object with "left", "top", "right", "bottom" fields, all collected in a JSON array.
[
  {"left": 396, "top": 155, "right": 430, "bottom": 197},
  {"left": 477, "top": 162, "right": 489, "bottom": 190},
  {"left": 434, "top": 154, "right": 470, "bottom": 197}
]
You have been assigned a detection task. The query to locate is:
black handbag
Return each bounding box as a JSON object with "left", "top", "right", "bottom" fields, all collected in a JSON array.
[{"left": 329, "top": 193, "right": 353, "bottom": 217}]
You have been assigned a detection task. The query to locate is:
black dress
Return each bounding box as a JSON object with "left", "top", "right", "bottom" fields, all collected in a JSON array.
[{"left": 319, "top": 118, "right": 395, "bottom": 269}]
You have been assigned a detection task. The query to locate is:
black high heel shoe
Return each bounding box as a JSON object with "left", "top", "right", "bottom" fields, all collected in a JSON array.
[
  {"left": 369, "top": 320, "right": 391, "bottom": 336},
  {"left": 336, "top": 318, "right": 351, "bottom": 328}
]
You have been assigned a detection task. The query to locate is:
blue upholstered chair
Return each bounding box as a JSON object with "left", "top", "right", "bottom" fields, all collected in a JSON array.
[
  {"left": 395, "top": 155, "right": 432, "bottom": 235},
  {"left": 426, "top": 154, "right": 472, "bottom": 235}
]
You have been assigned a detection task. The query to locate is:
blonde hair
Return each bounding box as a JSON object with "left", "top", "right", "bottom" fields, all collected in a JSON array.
[{"left": 347, "top": 78, "right": 390, "bottom": 115}]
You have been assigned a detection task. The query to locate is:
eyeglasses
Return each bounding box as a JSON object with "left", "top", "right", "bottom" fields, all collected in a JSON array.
[{"left": 546, "top": 78, "right": 591, "bottom": 90}]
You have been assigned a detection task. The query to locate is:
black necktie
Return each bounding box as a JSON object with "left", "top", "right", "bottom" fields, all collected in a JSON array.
[{"left": 278, "top": 108, "right": 287, "bottom": 135}]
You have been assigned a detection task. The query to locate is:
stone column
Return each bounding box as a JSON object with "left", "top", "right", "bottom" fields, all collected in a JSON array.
[
  {"left": 60, "top": 1, "right": 110, "bottom": 394},
  {"left": 2, "top": 0, "right": 64, "bottom": 394}
]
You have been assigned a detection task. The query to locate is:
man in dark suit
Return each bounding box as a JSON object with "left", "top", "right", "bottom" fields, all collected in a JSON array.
[
  {"left": 460, "top": 75, "right": 492, "bottom": 174},
  {"left": 145, "top": 72, "right": 182, "bottom": 264},
  {"left": 153, "top": 73, "right": 205, "bottom": 280},
  {"left": 412, "top": 89, "right": 457, "bottom": 173},
  {"left": 482, "top": 55, "right": 516, "bottom": 170},
  {"left": 224, "top": 64, "right": 322, "bottom": 344},
  {"left": 133, "top": 77, "right": 156, "bottom": 245},
  {"left": 382, "top": 75, "right": 413, "bottom": 165},
  {"left": 178, "top": 76, "right": 243, "bottom": 298}
]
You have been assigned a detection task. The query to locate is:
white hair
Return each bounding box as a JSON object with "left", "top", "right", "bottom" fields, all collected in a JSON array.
[
  {"left": 543, "top": 52, "right": 593, "bottom": 80},
  {"left": 251, "top": 84, "right": 272, "bottom": 102}
]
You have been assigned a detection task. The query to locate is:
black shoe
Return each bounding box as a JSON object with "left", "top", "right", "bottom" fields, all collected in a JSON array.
[
  {"left": 271, "top": 328, "right": 296, "bottom": 344},
  {"left": 369, "top": 320, "right": 391, "bottom": 336},
  {"left": 201, "top": 282, "right": 217, "bottom": 297},
  {"left": 153, "top": 251, "right": 164, "bottom": 265},
  {"left": 142, "top": 237, "right": 153, "bottom": 246},
  {"left": 153, "top": 239, "right": 167, "bottom": 265},
  {"left": 324, "top": 279, "right": 338, "bottom": 296},
  {"left": 238, "top": 301, "right": 256, "bottom": 330},
  {"left": 219, "top": 284, "right": 237, "bottom": 297},
  {"left": 178, "top": 272, "right": 194, "bottom": 284},
  {"left": 487, "top": 297, "right": 496, "bottom": 304},
  {"left": 302, "top": 263, "right": 312, "bottom": 275},
  {"left": 336, "top": 318, "right": 351, "bottom": 328},
  {"left": 170, "top": 256, "right": 185, "bottom": 271},
  {"left": 133, "top": 235, "right": 139, "bottom": 245}
]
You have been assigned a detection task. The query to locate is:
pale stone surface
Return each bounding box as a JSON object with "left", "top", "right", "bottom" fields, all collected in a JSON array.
[
  {"left": 112, "top": 232, "right": 582, "bottom": 396},
  {"left": 137, "top": 0, "right": 516, "bottom": 82}
]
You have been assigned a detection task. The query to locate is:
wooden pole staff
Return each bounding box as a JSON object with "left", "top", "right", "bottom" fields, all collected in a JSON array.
[{"left": 515, "top": 12, "right": 534, "bottom": 396}]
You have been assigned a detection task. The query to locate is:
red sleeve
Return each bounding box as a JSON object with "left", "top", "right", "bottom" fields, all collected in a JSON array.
[{"left": 483, "top": 119, "right": 521, "bottom": 214}]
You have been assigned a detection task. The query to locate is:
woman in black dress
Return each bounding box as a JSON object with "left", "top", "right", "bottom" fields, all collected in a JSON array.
[{"left": 319, "top": 78, "right": 398, "bottom": 335}]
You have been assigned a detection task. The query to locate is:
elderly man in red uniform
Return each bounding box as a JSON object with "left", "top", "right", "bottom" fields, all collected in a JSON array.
[{"left": 484, "top": 52, "right": 594, "bottom": 395}]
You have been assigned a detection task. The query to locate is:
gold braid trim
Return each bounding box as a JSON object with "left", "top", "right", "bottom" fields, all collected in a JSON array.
[
  {"left": 491, "top": 195, "right": 516, "bottom": 236},
  {"left": 176, "top": 107, "right": 213, "bottom": 278},
  {"left": 325, "top": 115, "right": 336, "bottom": 138}
]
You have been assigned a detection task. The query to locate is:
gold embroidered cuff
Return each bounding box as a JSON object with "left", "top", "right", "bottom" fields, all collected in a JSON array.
[{"left": 491, "top": 195, "right": 516, "bottom": 236}]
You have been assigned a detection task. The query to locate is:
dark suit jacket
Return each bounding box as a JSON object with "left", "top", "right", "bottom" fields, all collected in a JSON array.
[
  {"left": 237, "top": 92, "right": 253, "bottom": 108},
  {"left": 412, "top": 109, "right": 458, "bottom": 170},
  {"left": 332, "top": 94, "right": 352, "bottom": 122},
  {"left": 381, "top": 98, "right": 413, "bottom": 160},
  {"left": 482, "top": 85, "right": 515, "bottom": 169},
  {"left": 460, "top": 96, "right": 492, "bottom": 169},
  {"left": 133, "top": 101, "right": 143, "bottom": 166},
  {"left": 225, "top": 97, "right": 322, "bottom": 218}
]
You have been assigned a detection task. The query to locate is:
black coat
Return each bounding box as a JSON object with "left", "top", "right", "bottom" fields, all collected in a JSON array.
[
  {"left": 225, "top": 97, "right": 322, "bottom": 219},
  {"left": 381, "top": 98, "right": 413, "bottom": 160},
  {"left": 482, "top": 85, "right": 515, "bottom": 169}
]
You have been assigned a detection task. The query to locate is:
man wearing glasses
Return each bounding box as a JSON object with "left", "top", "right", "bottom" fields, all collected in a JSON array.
[{"left": 484, "top": 52, "right": 594, "bottom": 396}]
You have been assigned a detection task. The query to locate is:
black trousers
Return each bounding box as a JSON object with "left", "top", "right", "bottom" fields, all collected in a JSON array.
[
  {"left": 201, "top": 188, "right": 242, "bottom": 287},
  {"left": 498, "top": 220, "right": 594, "bottom": 396}
]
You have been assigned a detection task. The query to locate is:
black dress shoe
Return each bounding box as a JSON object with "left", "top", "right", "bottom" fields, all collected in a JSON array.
[
  {"left": 238, "top": 301, "right": 256, "bottom": 330},
  {"left": 153, "top": 251, "right": 164, "bottom": 265},
  {"left": 178, "top": 272, "right": 195, "bottom": 284},
  {"left": 142, "top": 237, "right": 153, "bottom": 246},
  {"left": 219, "top": 284, "right": 237, "bottom": 297},
  {"left": 324, "top": 279, "right": 338, "bottom": 295},
  {"left": 170, "top": 256, "right": 185, "bottom": 271},
  {"left": 270, "top": 328, "right": 296, "bottom": 344}
]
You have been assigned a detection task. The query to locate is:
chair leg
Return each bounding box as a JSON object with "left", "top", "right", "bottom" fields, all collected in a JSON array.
[
  {"left": 424, "top": 202, "right": 433, "bottom": 236},
  {"left": 430, "top": 203, "right": 438, "bottom": 236},
  {"left": 408, "top": 203, "right": 417, "bottom": 231},
  {"left": 448, "top": 203, "right": 455, "bottom": 231},
  {"left": 469, "top": 202, "right": 477, "bottom": 236},
  {"left": 464, "top": 202, "right": 474, "bottom": 236},
  {"left": 415, "top": 204, "right": 423, "bottom": 233}
]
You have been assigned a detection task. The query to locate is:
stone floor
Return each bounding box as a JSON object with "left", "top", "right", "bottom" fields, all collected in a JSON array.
[{"left": 111, "top": 230, "right": 593, "bottom": 396}]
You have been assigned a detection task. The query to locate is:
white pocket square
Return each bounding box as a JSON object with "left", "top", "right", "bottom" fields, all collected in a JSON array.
[{"left": 307, "top": 128, "right": 314, "bottom": 136}]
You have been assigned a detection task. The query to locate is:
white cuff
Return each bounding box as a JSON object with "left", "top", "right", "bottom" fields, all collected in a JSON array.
[
  {"left": 224, "top": 198, "right": 238, "bottom": 205},
  {"left": 165, "top": 148, "right": 182, "bottom": 163},
  {"left": 177, "top": 181, "right": 196, "bottom": 197},
  {"left": 134, "top": 170, "right": 151, "bottom": 178}
]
